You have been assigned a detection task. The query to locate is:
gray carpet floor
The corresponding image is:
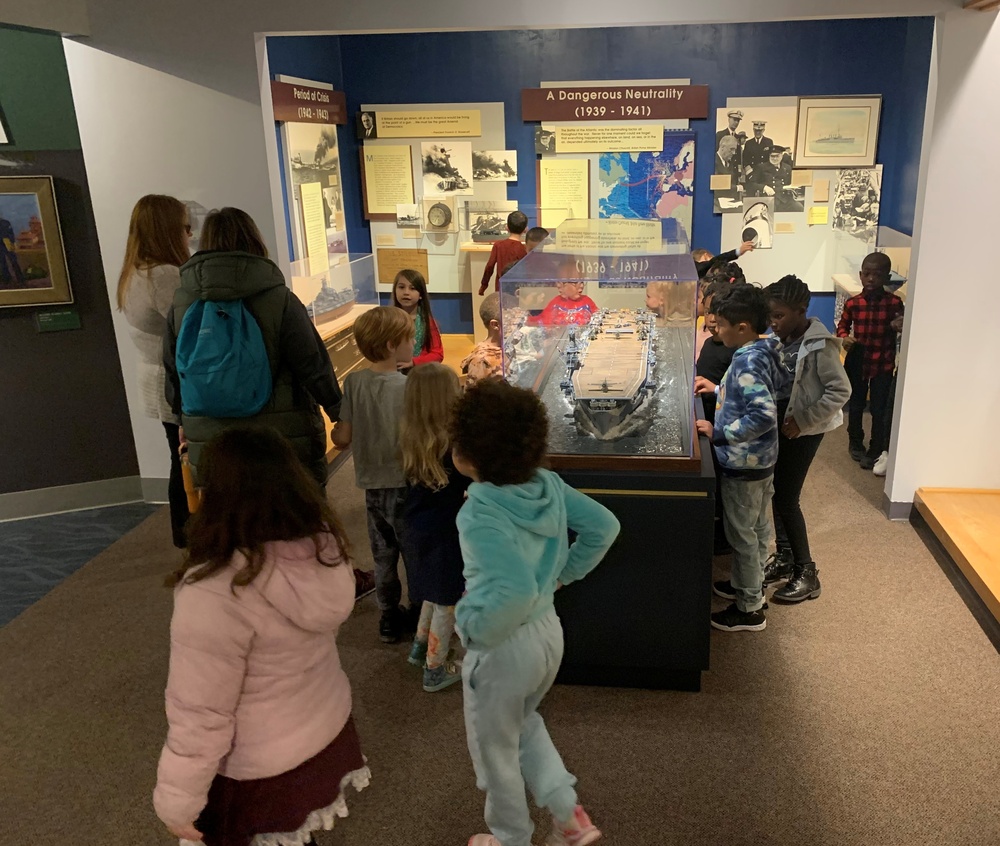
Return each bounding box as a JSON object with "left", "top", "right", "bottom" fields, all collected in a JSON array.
[{"left": 1, "top": 430, "right": 998, "bottom": 846}]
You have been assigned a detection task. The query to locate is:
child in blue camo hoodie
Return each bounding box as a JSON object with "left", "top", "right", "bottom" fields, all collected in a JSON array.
[{"left": 695, "top": 283, "right": 787, "bottom": 633}]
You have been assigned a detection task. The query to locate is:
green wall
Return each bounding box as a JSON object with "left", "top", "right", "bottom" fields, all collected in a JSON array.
[{"left": 0, "top": 27, "right": 81, "bottom": 151}]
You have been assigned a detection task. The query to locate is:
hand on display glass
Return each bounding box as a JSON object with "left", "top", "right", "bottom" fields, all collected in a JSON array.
[
  {"left": 695, "top": 419, "right": 714, "bottom": 438},
  {"left": 782, "top": 417, "right": 802, "bottom": 439},
  {"left": 693, "top": 376, "right": 717, "bottom": 396}
]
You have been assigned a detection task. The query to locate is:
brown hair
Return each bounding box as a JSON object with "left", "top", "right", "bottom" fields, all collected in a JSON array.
[
  {"left": 166, "top": 427, "right": 350, "bottom": 590},
  {"left": 200, "top": 207, "right": 269, "bottom": 257},
  {"left": 400, "top": 363, "right": 460, "bottom": 489},
  {"left": 451, "top": 379, "right": 548, "bottom": 485},
  {"left": 116, "top": 195, "right": 189, "bottom": 311},
  {"left": 353, "top": 305, "right": 413, "bottom": 363},
  {"left": 392, "top": 268, "right": 435, "bottom": 354}
]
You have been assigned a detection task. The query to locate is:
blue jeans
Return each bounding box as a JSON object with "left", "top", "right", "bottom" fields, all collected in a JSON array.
[
  {"left": 463, "top": 609, "right": 578, "bottom": 846},
  {"left": 721, "top": 475, "right": 774, "bottom": 613}
]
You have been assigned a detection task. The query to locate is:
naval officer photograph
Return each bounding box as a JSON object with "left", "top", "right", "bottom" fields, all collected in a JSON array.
[
  {"left": 750, "top": 145, "right": 802, "bottom": 213},
  {"left": 742, "top": 120, "right": 774, "bottom": 179}
]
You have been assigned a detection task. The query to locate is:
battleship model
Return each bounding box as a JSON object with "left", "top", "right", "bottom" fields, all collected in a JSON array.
[{"left": 559, "top": 309, "right": 656, "bottom": 439}]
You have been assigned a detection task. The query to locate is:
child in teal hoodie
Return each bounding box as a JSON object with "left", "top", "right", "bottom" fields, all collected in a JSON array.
[{"left": 450, "top": 379, "right": 620, "bottom": 846}]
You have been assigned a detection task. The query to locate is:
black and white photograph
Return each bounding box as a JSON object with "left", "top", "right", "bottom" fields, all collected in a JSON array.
[
  {"left": 742, "top": 197, "right": 774, "bottom": 250},
  {"left": 832, "top": 166, "right": 882, "bottom": 243},
  {"left": 473, "top": 150, "right": 518, "bottom": 181},
  {"left": 534, "top": 126, "right": 556, "bottom": 155},
  {"left": 420, "top": 141, "right": 474, "bottom": 196},
  {"left": 715, "top": 100, "right": 799, "bottom": 208},
  {"left": 323, "top": 186, "right": 344, "bottom": 231},
  {"left": 287, "top": 123, "right": 341, "bottom": 189},
  {"left": 356, "top": 111, "right": 378, "bottom": 140},
  {"left": 395, "top": 203, "right": 421, "bottom": 228},
  {"left": 465, "top": 200, "right": 518, "bottom": 242}
]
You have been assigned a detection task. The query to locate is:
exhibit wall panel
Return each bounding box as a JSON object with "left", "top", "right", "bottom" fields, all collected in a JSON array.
[
  {"left": 0, "top": 27, "right": 139, "bottom": 501},
  {"left": 64, "top": 41, "right": 277, "bottom": 490},
  {"left": 888, "top": 10, "right": 1000, "bottom": 505},
  {"left": 264, "top": 19, "right": 933, "bottom": 332}
]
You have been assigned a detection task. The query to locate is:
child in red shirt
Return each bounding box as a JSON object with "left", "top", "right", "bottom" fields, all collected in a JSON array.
[
  {"left": 478, "top": 211, "right": 528, "bottom": 295},
  {"left": 393, "top": 269, "right": 444, "bottom": 366},
  {"left": 532, "top": 279, "right": 599, "bottom": 326}
]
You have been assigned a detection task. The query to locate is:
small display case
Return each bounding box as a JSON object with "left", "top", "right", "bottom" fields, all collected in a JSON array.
[{"left": 499, "top": 220, "right": 700, "bottom": 471}]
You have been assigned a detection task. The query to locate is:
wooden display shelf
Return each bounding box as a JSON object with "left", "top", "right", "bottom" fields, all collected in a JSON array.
[{"left": 914, "top": 487, "right": 1000, "bottom": 623}]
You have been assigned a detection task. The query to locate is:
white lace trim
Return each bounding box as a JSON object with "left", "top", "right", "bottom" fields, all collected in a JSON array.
[{"left": 178, "top": 764, "right": 371, "bottom": 846}]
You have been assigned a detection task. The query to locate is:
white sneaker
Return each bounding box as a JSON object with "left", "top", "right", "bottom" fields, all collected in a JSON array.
[{"left": 872, "top": 451, "right": 889, "bottom": 476}]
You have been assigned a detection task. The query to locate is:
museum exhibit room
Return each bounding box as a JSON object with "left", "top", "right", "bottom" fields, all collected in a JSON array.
[{"left": 0, "top": 0, "right": 998, "bottom": 844}]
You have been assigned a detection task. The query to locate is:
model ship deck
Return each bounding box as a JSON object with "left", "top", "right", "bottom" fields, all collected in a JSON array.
[{"left": 573, "top": 311, "right": 652, "bottom": 401}]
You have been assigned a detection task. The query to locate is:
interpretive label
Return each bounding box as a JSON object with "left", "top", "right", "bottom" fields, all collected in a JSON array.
[
  {"left": 554, "top": 125, "right": 663, "bottom": 154},
  {"left": 362, "top": 146, "right": 414, "bottom": 217},
  {"left": 376, "top": 248, "right": 429, "bottom": 286},
  {"left": 522, "top": 85, "right": 709, "bottom": 122},
  {"left": 538, "top": 159, "right": 590, "bottom": 228},
  {"left": 271, "top": 81, "right": 346, "bottom": 125},
  {"left": 376, "top": 110, "right": 482, "bottom": 138},
  {"left": 554, "top": 219, "right": 661, "bottom": 255},
  {"left": 300, "top": 183, "right": 328, "bottom": 276}
]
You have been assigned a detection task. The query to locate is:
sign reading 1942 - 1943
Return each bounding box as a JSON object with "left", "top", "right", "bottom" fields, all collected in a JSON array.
[
  {"left": 522, "top": 85, "right": 709, "bottom": 122},
  {"left": 270, "top": 81, "right": 347, "bottom": 125}
]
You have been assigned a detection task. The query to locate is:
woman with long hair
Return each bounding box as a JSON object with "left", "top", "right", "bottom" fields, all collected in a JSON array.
[{"left": 117, "top": 194, "right": 191, "bottom": 547}]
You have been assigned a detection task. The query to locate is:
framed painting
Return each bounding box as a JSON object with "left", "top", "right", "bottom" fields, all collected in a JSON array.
[
  {"left": 0, "top": 176, "right": 73, "bottom": 308},
  {"left": 794, "top": 96, "right": 882, "bottom": 169}
]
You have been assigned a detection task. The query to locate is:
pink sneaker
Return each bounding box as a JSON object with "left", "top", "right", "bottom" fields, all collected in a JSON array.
[
  {"left": 467, "top": 836, "right": 502, "bottom": 846},
  {"left": 546, "top": 806, "right": 602, "bottom": 846}
]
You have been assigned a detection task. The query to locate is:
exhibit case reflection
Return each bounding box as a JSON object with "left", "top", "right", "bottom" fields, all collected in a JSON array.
[{"left": 499, "top": 219, "right": 700, "bottom": 472}]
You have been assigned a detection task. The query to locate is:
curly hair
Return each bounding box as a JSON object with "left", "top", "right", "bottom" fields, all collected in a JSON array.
[
  {"left": 710, "top": 282, "right": 769, "bottom": 334},
  {"left": 451, "top": 379, "right": 548, "bottom": 485},
  {"left": 703, "top": 261, "right": 746, "bottom": 286},
  {"left": 765, "top": 275, "right": 811, "bottom": 309}
]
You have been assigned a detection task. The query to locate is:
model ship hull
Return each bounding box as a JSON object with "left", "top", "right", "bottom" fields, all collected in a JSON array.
[{"left": 562, "top": 309, "right": 655, "bottom": 440}]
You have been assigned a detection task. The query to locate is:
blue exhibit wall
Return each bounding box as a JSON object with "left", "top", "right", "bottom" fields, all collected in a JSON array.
[{"left": 267, "top": 18, "right": 935, "bottom": 332}]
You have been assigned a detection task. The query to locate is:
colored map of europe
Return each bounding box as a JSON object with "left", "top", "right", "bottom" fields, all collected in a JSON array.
[{"left": 598, "top": 131, "right": 696, "bottom": 241}]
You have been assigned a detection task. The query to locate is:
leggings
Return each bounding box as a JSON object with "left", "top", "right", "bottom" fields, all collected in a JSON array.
[{"left": 772, "top": 429, "right": 824, "bottom": 566}]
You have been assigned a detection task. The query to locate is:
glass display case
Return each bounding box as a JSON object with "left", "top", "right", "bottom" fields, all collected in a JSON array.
[{"left": 499, "top": 219, "right": 700, "bottom": 471}]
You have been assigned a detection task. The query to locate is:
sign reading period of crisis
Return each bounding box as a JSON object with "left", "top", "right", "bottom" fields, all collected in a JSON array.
[
  {"left": 271, "top": 81, "right": 347, "bottom": 125},
  {"left": 522, "top": 85, "right": 709, "bottom": 122}
]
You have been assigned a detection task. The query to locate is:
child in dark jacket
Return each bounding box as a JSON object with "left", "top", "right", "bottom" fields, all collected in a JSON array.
[
  {"left": 398, "top": 364, "right": 470, "bottom": 692},
  {"left": 695, "top": 284, "right": 786, "bottom": 632},
  {"left": 451, "top": 379, "right": 620, "bottom": 846}
]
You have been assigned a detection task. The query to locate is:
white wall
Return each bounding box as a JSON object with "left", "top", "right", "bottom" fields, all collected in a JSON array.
[
  {"left": 0, "top": 0, "right": 89, "bottom": 35},
  {"left": 63, "top": 40, "right": 277, "bottom": 492},
  {"left": 888, "top": 9, "right": 1000, "bottom": 504}
]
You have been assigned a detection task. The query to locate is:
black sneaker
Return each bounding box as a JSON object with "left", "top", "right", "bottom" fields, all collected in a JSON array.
[
  {"left": 849, "top": 443, "right": 866, "bottom": 462},
  {"left": 763, "top": 549, "right": 794, "bottom": 585},
  {"left": 713, "top": 579, "right": 737, "bottom": 600},
  {"left": 379, "top": 608, "right": 402, "bottom": 644},
  {"left": 711, "top": 603, "right": 766, "bottom": 632}
]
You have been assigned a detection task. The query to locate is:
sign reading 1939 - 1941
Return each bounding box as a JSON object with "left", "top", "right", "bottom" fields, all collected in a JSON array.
[{"left": 522, "top": 85, "right": 709, "bottom": 122}]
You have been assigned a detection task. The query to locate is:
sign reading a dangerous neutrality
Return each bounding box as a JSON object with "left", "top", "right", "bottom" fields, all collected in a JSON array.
[{"left": 522, "top": 85, "right": 709, "bottom": 122}]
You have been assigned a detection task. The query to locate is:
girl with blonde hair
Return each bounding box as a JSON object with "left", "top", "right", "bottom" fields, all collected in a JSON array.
[
  {"left": 117, "top": 194, "right": 192, "bottom": 547},
  {"left": 398, "top": 363, "right": 469, "bottom": 692}
]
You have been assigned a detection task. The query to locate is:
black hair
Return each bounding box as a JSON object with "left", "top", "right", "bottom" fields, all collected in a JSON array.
[
  {"left": 765, "top": 275, "right": 811, "bottom": 309},
  {"left": 703, "top": 261, "right": 746, "bottom": 286},
  {"left": 525, "top": 226, "right": 548, "bottom": 243},
  {"left": 507, "top": 211, "right": 528, "bottom": 235},
  {"left": 862, "top": 251, "right": 891, "bottom": 276},
  {"left": 710, "top": 283, "right": 769, "bottom": 334},
  {"left": 451, "top": 379, "right": 548, "bottom": 486},
  {"left": 702, "top": 277, "right": 740, "bottom": 306}
]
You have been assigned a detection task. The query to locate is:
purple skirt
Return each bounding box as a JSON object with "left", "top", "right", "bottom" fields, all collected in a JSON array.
[{"left": 196, "top": 716, "right": 367, "bottom": 846}]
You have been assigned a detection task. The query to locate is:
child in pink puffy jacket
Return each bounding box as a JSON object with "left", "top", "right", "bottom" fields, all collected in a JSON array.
[{"left": 153, "top": 427, "right": 369, "bottom": 846}]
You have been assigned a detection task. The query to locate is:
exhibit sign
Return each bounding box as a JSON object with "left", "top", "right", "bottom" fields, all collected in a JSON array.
[
  {"left": 554, "top": 125, "right": 663, "bottom": 154},
  {"left": 300, "top": 182, "right": 328, "bottom": 276},
  {"left": 360, "top": 145, "right": 414, "bottom": 218},
  {"left": 522, "top": 85, "right": 709, "bottom": 121},
  {"left": 376, "top": 110, "right": 482, "bottom": 138},
  {"left": 554, "top": 219, "right": 661, "bottom": 254},
  {"left": 0, "top": 176, "right": 73, "bottom": 308},
  {"left": 270, "top": 81, "right": 347, "bottom": 125},
  {"left": 538, "top": 159, "right": 590, "bottom": 228},
  {"left": 376, "top": 247, "right": 429, "bottom": 286}
]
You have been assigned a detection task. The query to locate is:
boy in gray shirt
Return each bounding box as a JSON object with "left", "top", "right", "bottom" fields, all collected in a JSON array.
[{"left": 333, "top": 306, "right": 415, "bottom": 643}]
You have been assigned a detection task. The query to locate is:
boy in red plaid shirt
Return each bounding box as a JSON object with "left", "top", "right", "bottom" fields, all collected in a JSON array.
[{"left": 836, "top": 252, "right": 904, "bottom": 469}]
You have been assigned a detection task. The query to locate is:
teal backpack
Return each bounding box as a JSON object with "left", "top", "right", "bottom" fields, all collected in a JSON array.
[{"left": 175, "top": 299, "right": 273, "bottom": 418}]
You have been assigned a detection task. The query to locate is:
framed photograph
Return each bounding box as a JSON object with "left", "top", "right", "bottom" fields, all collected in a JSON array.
[
  {"left": 0, "top": 176, "right": 73, "bottom": 308},
  {"left": 794, "top": 96, "right": 882, "bottom": 169},
  {"left": 0, "top": 103, "right": 10, "bottom": 145}
]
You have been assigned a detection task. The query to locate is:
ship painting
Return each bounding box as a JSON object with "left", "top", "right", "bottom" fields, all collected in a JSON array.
[
  {"left": 560, "top": 309, "right": 656, "bottom": 440},
  {"left": 814, "top": 125, "right": 855, "bottom": 144}
]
